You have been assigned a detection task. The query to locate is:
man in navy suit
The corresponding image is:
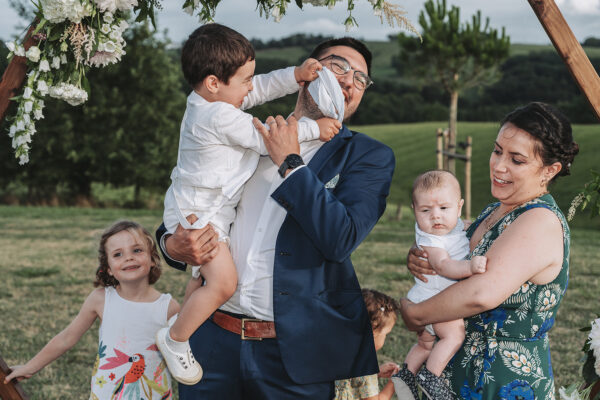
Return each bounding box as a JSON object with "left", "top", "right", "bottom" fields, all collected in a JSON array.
[{"left": 157, "top": 38, "right": 395, "bottom": 399}]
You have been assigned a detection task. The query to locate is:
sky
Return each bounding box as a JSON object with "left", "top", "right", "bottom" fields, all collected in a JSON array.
[{"left": 1, "top": 0, "right": 599, "bottom": 46}]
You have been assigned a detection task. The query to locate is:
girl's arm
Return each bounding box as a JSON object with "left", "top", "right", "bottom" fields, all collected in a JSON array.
[
  {"left": 4, "top": 288, "right": 103, "bottom": 383},
  {"left": 423, "top": 246, "right": 487, "bottom": 279},
  {"left": 401, "top": 208, "right": 564, "bottom": 329}
]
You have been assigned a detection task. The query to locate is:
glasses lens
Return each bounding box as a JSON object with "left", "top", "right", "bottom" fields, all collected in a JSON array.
[
  {"left": 329, "top": 60, "right": 348, "bottom": 75},
  {"left": 354, "top": 72, "right": 371, "bottom": 90}
]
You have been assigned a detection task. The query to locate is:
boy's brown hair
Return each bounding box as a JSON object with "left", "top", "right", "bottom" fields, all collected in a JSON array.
[
  {"left": 94, "top": 221, "right": 161, "bottom": 288},
  {"left": 181, "top": 23, "right": 256, "bottom": 88},
  {"left": 362, "top": 288, "right": 400, "bottom": 331}
]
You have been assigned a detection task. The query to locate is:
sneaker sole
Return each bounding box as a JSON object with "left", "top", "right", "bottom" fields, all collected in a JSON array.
[
  {"left": 155, "top": 329, "right": 203, "bottom": 385},
  {"left": 391, "top": 376, "right": 418, "bottom": 400}
]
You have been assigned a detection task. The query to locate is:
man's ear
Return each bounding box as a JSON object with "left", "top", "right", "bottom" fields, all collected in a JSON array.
[{"left": 204, "top": 75, "right": 220, "bottom": 94}]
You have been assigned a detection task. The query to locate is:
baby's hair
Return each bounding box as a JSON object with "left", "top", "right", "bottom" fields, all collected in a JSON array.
[
  {"left": 411, "top": 170, "right": 461, "bottom": 203},
  {"left": 94, "top": 221, "right": 161, "bottom": 288},
  {"left": 362, "top": 288, "right": 400, "bottom": 331}
]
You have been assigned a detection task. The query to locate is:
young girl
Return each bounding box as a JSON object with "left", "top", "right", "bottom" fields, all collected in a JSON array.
[
  {"left": 392, "top": 170, "right": 487, "bottom": 400},
  {"left": 334, "top": 289, "right": 400, "bottom": 400},
  {"left": 4, "top": 221, "right": 180, "bottom": 399}
]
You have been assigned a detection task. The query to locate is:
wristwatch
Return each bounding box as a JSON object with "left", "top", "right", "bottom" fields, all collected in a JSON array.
[{"left": 278, "top": 154, "right": 305, "bottom": 178}]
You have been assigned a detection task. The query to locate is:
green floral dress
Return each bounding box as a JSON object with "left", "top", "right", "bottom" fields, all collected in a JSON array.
[{"left": 447, "top": 194, "right": 570, "bottom": 400}]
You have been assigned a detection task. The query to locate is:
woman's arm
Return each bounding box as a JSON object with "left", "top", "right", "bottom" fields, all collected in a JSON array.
[
  {"left": 4, "top": 288, "right": 103, "bottom": 383},
  {"left": 401, "top": 208, "right": 564, "bottom": 329}
]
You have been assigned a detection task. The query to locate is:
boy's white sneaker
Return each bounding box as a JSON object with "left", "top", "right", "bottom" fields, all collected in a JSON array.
[{"left": 155, "top": 326, "right": 203, "bottom": 385}]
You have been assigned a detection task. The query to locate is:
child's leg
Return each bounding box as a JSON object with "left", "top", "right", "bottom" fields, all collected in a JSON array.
[
  {"left": 182, "top": 275, "right": 204, "bottom": 306},
  {"left": 425, "top": 319, "right": 465, "bottom": 376},
  {"left": 169, "top": 242, "right": 238, "bottom": 342},
  {"left": 405, "top": 330, "right": 436, "bottom": 374}
]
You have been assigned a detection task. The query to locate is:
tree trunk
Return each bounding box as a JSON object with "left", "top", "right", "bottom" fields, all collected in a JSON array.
[
  {"left": 448, "top": 87, "right": 459, "bottom": 174},
  {"left": 0, "top": 21, "right": 37, "bottom": 123}
]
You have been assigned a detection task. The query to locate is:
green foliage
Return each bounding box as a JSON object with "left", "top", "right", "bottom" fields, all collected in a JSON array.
[
  {"left": 583, "top": 37, "right": 600, "bottom": 48},
  {"left": 568, "top": 171, "right": 600, "bottom": 221},
  {"left": 397, "top": 0, "right": 510, "bottom": 94},
  {"left": 0, "top": 23, "right": 184, "bottom": 206}
]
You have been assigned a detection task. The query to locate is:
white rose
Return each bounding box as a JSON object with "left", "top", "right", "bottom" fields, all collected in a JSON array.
[
  {"left": 39, "top": 59, "right": 51, "bottom": 72},
  {"left": 26, "top": 46, "right": 41, "bottom": 62},
  {"left": 24, "top": 101, "right": 33, "bottom": 113},
  {"left": 23, "top": 87, "right": 33, "bottom": 99}
]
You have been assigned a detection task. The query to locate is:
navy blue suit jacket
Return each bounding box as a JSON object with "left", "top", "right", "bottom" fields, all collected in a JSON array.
[{"left": 156, "top": 125, "right": 395, "bottom": 384}]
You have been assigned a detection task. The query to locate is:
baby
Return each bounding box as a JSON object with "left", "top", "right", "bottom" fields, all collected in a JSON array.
[{"left": 393, "top": 170, "right": 487, "bottom": 400}]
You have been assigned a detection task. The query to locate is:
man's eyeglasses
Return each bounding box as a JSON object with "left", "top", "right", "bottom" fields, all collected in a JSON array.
[{"left": 318, "top": 54, "right": 373, "bottom": 91}]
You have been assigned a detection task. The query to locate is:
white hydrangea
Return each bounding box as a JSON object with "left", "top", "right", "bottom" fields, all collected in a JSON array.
[
  {"left": 94, "top": 0, "right": 138, "bottom": 13},
  {"left": 41, "top": 0, "right": 93, "bottom": 23},
  {"left": 589, "top": 318, "right": 600, "bottom": 376},
  {"left": 49, "top": 82, "right": 89, "bottom": 106}
]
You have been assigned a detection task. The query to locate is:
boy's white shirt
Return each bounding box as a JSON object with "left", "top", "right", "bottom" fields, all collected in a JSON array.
[{"left": 164, "top": 67, "right": 320, "bottom": 233}]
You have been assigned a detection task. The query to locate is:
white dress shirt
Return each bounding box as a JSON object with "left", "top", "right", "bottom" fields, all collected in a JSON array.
[
  {"left": 163, "top": 67, "right": 320, "bottom": 236},
  {"left": 220, "top": 139, "right": 325, "bottom": 320}
]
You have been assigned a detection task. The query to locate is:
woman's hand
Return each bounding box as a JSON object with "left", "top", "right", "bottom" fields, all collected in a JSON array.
[
  {"left": 378, "top": 362, "right": 400, "bottom": 378},
  {"left": 407, "top": 244, "right": 435, "bottom": 282},
  {"left": 400, "top": 298, "right": 423, "bottom": 332}
]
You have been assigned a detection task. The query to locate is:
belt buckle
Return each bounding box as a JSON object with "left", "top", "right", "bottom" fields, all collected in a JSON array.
[{"left": 241, "top": 318, "right": 263, "bottom": 341}]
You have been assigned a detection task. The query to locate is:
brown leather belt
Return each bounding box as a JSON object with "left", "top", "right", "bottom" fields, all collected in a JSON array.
[{"left": 212, "top": 311, "right": 276, "bottom": 340}]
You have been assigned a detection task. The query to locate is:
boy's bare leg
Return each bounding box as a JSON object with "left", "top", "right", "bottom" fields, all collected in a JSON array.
[
  {"left": 169, "top": 242, "right": 238, "bottom": 342},
  {"left": 425, "top": 319, "right": 465, "bottom": 376},
  {"left": 405, "top": 330, "right": 436, "bottom": 374},
  {"left": 182, "top": 275, "right": 204, "bottom": 306}
]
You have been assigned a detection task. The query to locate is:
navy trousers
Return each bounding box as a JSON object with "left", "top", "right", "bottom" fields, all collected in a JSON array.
[{"left": 179, "top": 316, "right": 335, "bottom": 400}]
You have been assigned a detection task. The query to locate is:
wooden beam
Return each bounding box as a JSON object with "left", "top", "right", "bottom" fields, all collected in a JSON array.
[
  {"left": 0, "top": 23, "right": 36, "bottom": 123},
  {"left": 528, "top": 0, "right": 600, "bottom": 121}
]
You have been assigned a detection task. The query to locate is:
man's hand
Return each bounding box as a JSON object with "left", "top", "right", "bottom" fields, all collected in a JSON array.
[
  {"left": 378, "top": 362, "right": 400, "bottom": 378},
  {"left": 165, "top": 215, "right": 219, "bottom": 266},
  {"left": 253, "top": 115, "right": 300, "bottom": 168},
  {"left": 316, "top": 117, "right": 341, "bottom": 142},
  {"left": 407, "top": 244, "right": 434, "bottom": 283}
]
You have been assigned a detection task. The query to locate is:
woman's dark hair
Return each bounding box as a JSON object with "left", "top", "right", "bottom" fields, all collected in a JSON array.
[
  {"left": 309, "top": 37, "right": 372, "bottom": 76},
  {"left": 94, "top": 221, "right": 161, "bottom": 288},
  {"left": 181, "top": 23, "right": 255, "bottom": 87},
  {"left": 362, "top": 288, "right": 400, "bottom": 331},
  {"left": 501, "top": 102, "right": 579, "bottom": 183}
]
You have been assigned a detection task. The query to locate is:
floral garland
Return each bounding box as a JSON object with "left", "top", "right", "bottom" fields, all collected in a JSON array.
[
  {"left": 4, "top": 0, "right": 414, "bottom": 165},
  {"left": 559, "top": 318, "right": 600, "bottom": 400}
]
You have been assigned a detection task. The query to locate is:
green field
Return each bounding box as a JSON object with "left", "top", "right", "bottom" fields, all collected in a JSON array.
[{"left": 1, "top": 121, "right": 599, "bottom": 398}]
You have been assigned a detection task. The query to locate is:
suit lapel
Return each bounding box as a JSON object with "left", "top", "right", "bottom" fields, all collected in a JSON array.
[{"left": 307, "top": 125, "right": 352, "bottom": 176}]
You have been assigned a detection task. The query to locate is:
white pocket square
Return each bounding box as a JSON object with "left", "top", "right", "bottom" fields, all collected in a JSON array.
[{"left": 325, "top": 174, "right": 339, "bottom": 189}]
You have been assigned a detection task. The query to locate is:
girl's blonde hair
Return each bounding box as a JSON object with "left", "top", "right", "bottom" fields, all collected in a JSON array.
[
  {"left": 94, "top": 221, "right": 161, "bottom": 288},
  {"left": 362, "top": 288, "right": 400, "bottom": 331}
]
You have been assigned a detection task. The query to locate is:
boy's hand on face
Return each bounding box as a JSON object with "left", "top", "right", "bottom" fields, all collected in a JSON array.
[
  {"left": 295, "top": 58, "right": 322, "bottom": 86},
  {"left": 316, "top": 117, "right": 342, "bottom": 142}
]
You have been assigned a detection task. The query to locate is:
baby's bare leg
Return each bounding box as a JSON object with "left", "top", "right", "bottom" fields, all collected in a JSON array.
[
  {"left": 405, "top": 330, "right": 436, "bottom": 374},
  {"left": 169, "top": 242, "right": 237, "bottom": 342},
  {"left": 426, "top": 319, "right": 465, "bottom": 376}
]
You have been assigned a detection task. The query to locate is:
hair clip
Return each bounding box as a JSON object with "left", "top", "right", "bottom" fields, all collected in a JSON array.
[{"left": 380, "top": 306, "right": 385, "bottom": 312}]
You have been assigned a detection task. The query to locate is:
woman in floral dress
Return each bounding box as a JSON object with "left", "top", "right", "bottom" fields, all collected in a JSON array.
[{"left": 401, "top": 102, "right": 579, "bottom": 399}]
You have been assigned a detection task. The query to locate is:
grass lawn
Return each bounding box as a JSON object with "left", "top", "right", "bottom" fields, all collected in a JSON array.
[{"left": 0, "top": 202, "right": 598, "bottom": 398}]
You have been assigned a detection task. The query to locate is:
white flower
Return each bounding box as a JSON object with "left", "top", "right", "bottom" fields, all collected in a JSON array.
[
  {"left": 100, "top": 24, "right": 111, "bottom": 34},
  {"left": 103, "top": 12, "right": 114, "bottom": 23},
  {"left": 61, "top": 54, "right": 67, "bottom": 64},
  {"left": 41, "top": 0, "right": 92, "bottom": 23},
  {"left": 14, "top": 44, "right": 25, "bottom": 57},
  {"left": 118, "top": 20, "right": 129, "bottom": 32},
  {"left": 49, "top": 82, "right": 88, "bottom": 106},
  {"left": 39, "top": 59, "right": 51, "bottom": 72},
  {"left": 51, "top": 56, "right": 61, "bottom": 69},
  {"left": 16, "top": 120, "right": 25, "bottom": 131},
  {"left": 116, "top": 0, "right": 137, "bottom": 10},
  {"left": 24, "top": 101, "right": 33, "bottom": 113},
  {"left": 33, "top": 108, "right": 44, "bottom": 120},
  {"left": 104, "top": 41, "right": 116, "bottom": 53},
  {"left": 36, "top": 80, "right": 49, "bottom": 96},
  {"left": 558, "top": 386, "right": 582, "bottom": 400},
  {"left": 109, "top": 29, "right": 122, "bottom": 41},
  {"left": 9, "top": 124, "right": 17, "bottom": 137},
  {"left": 19, "top": 153, "right": 29, "bottom": 165},
  {"left": 6, "top": 41, "right": 16, "bottom": 52},
  {"left": 26, "top": 46, "right": 41, "bottom": 62},
  {"left": 95, "top": 0, "right": 137, "bottom": 13},
  {"left": 184, "top": 5, "right": 194, "bottom": 15},
  {"left": 589, "top": 318, "right": 600, "bottom": 375},
  {"left": 23, "top": 87, "right": 33, "bottom": 100},
  {"left": 271, "top": 7, "right": 282, "bottom": 23},
  {"left": 60, "top": 41, "right": 68, "bottom": 52},
  {"left": 22, "top": 113, "right": 31, "bottom": 125}
]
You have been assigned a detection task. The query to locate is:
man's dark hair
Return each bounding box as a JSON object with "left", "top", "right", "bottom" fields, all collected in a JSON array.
[
  {"left": 309, "top": 37, "right": 372, "bottom": 76},
  {"left": 181, "top": 23, "right": 255, "bottom": 88}
]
